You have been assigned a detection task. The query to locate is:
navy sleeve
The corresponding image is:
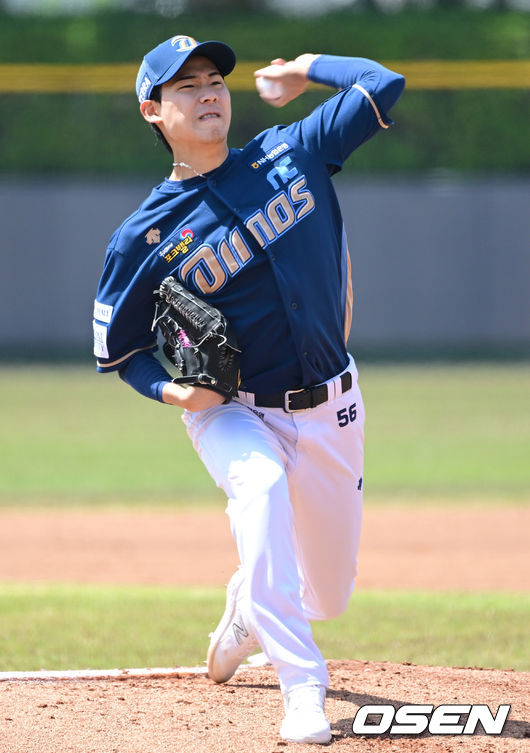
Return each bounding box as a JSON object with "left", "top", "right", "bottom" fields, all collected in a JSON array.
[
  {"left": 285, "top": 55, "right": 405, "bottom": 173},
  {"left": 119, "top": 350, "right": 172, "bottom": 403},
  {"left": 308, "top": 55, "right": 405, "bottom": 114},
  {"left": 94, "top": 243, "right": 160, "bottom": 373}
]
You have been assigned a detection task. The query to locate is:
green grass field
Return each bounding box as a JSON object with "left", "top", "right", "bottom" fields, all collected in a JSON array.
[
  {"left": 0, "top": 363, "right": 528, "bottom": 673},
  {"left": 0, "top": 585, "right": 527, "bottom": 673},
  {"left": 1, "top": 363, "right": 529, "bottom": 505}
]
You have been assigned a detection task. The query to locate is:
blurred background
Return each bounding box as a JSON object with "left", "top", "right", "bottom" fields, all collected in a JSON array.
[{"left": 0, "top": 0, "right": 528, "bottom": 362}]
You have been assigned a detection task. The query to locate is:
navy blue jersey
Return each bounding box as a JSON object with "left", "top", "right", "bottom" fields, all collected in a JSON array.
[{"left": 94, "top": 56, "right": 404, "bottom": 395}]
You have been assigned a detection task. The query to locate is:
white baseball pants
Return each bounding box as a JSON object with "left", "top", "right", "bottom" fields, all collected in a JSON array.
[{"left": 182, "top": 355, "right": 365, "bottom": 694}]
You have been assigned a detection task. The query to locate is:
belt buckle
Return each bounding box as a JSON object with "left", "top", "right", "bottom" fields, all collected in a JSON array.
[{"left": 284, "top": 387, "right": 306, "bottom": 413}]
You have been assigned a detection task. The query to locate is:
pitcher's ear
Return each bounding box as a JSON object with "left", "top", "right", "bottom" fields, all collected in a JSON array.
[{"left": 140, "top": 99, "right": 162, "bottom": 124}]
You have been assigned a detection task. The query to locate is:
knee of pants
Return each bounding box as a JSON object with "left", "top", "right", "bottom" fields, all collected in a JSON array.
[{"left": 303, "top": 573, "right": 357, "bottom": 621}]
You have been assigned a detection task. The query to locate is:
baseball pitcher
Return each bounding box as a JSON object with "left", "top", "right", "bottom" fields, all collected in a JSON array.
[{"left": 93, "top": 34, "right": 405, "bottom": 744}]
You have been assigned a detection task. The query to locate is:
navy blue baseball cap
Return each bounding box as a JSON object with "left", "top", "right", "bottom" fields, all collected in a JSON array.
[{"left": 136, "top": 35, "right": 236, "bottom": 103}]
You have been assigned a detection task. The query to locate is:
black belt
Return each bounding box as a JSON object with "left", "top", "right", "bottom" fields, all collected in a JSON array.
[{"left": 251, "top": 371, "right": 352, "bottom": 413}]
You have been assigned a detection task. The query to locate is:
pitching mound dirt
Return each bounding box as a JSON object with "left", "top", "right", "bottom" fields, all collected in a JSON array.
[{"left": 2, "top": 661, "right": 528, "bottom": 752}]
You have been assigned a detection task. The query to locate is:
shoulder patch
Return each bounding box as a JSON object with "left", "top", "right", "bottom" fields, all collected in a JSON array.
[{"left": 93, "top": 300, "right": 113, "bottom": 323}]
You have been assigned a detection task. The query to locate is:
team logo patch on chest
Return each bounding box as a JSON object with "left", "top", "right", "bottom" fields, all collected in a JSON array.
[
  {"left": 145, "top": 227, "right": 161, "bottom": 245},
  {"left": 159, "top": 228, "right": 202, "bottom": 264}
]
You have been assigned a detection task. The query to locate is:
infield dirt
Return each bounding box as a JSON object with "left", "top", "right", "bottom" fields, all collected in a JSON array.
[{"left": 0, "top": 505, "right": 528, "bottom": 590}]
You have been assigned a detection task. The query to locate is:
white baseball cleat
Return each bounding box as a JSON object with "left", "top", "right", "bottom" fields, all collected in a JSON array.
[
  {"left": 207, "top": 567, "right": 258, "bottom": 683},
  {"left": 280, "top": 684, "right": 332, "bottom": 744}
]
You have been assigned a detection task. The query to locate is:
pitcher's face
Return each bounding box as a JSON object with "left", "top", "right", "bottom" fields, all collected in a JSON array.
[{"left": 152, "top": 55, "right": 231, "bottom": 151}]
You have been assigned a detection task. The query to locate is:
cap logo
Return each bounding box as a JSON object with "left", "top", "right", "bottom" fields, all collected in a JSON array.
[
  {"left": 170, "top": 35, "right": 197, "bottom": 52},
  {"left": 138, "top": 73, "right": 152, "bottom": 103}
]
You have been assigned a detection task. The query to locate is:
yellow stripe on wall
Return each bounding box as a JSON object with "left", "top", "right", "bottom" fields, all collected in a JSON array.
[
  {"left": 385, "top": 60, "right": 530, "bottom": 89},
  {"left": 232, "top": 60, "right": 530, "bottom": 90},
  {"left": 0, "top": 63, "right": 138, "bottom": 93},
  {"left": 0, "top": 60, "right": 528, "bottom": 93}
]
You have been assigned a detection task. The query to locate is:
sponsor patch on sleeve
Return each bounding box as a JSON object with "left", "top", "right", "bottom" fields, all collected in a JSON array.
[
  {"left": 93, "top": 321, "right": 109, "bottom": 359},
  {"left": 93, "top": 300, "right": 113, "bottom": 323}
]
